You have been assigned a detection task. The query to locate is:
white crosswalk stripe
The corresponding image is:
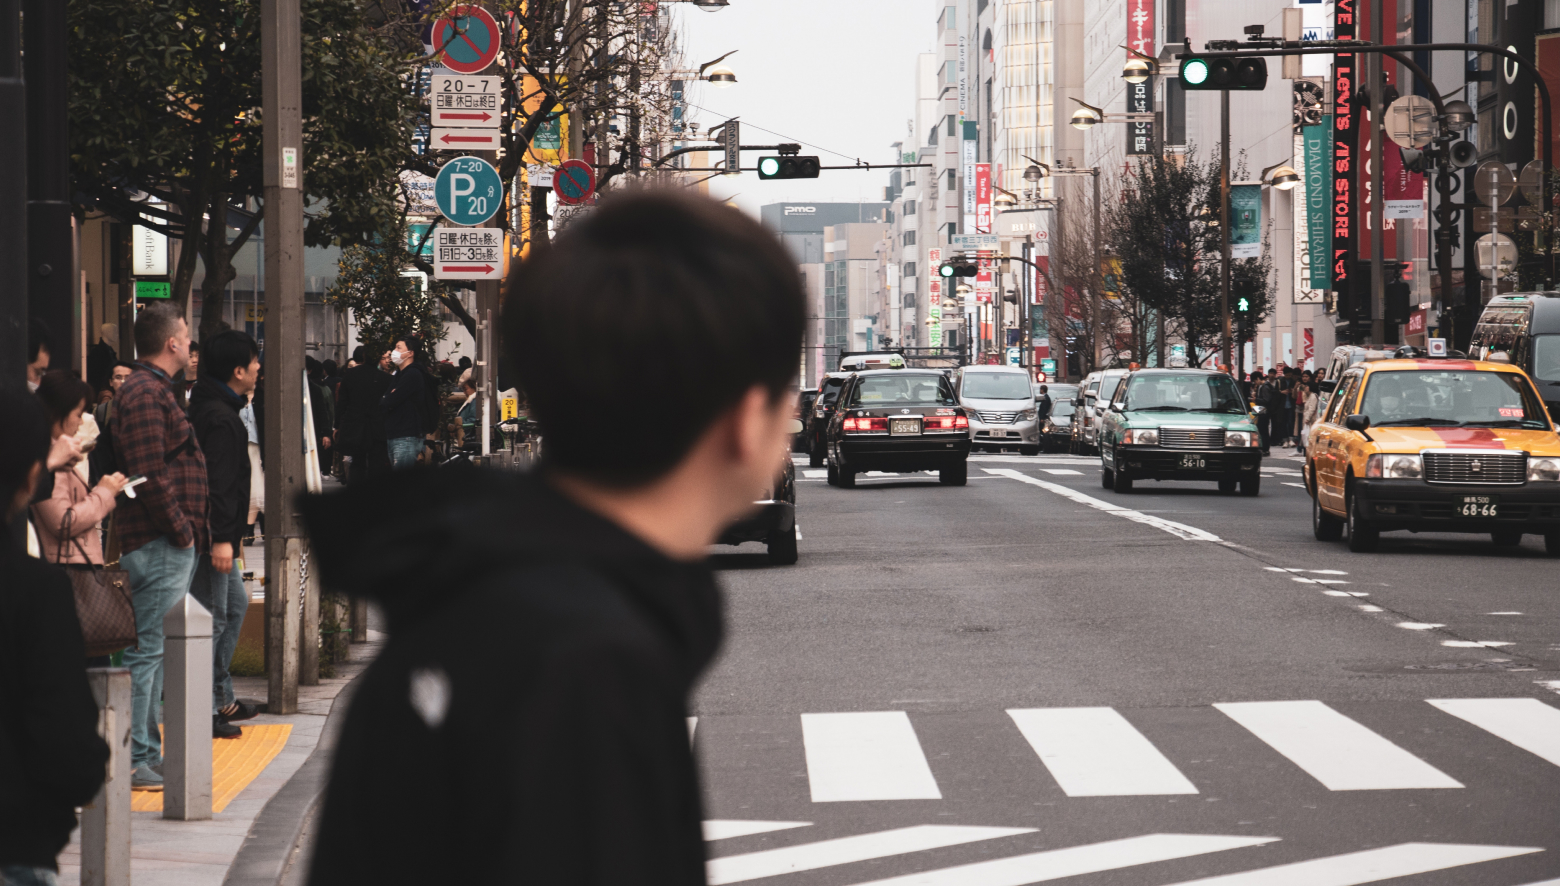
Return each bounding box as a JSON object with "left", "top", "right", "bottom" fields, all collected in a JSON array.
[
  {"left": 1153, "top": 841, "right": 1542, "bottom": 886},
  {"left": 704, "top": 820, "right": 811, "bottom": 841},
  {"left": 1213, "top": 700, "right": 1464, "bottom": 790},
  {"left": 705, "top": 825, "right": 1034, "bottom": 885},
  {"left": 1007, "top": 707, "right": 1198, "bottom": 796},
  {"left": 839, "top": 833, "right": 1275, "bottom": 886},
  {"left": 802, "top": 712, "right": 943, "bottom": 802},
  {"left": 1428, "top": 697, "right": 1560, "bottom": 767}
]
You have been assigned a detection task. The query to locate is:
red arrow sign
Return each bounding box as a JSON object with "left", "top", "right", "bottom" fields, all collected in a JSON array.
[
  {"left": 439, "top": 133, "right": 495, "bottom": 144},
  {"left": 440, "top": 112, "right": 494, "bottom": 122},
  {"left": 443, "top": 264, "right": 496, "bottom": 274}
]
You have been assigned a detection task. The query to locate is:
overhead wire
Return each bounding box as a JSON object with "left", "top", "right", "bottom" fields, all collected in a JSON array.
[{"left": 681, "top": 100, "right": 865, "bottom": 165}]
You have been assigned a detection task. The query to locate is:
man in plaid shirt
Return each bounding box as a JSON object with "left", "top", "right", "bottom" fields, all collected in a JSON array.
[{"left": 111, "top": 302, "right": 209, "bottom": 792}]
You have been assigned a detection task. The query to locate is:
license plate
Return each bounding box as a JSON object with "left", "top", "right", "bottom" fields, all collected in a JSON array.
[
  {"left": 890, "top": 418, "right": 922, "bottom": 436},
  {"left": 1455, "top": 495, "right": 1499, "bottom": 518},
  {"left": 1179, "top": 454, "right": 1206, "bottom": 469}
]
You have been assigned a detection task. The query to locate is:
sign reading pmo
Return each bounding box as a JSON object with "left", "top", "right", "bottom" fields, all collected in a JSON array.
[{"left": 435, "top": 156, "right": 502, "bottom": 226}]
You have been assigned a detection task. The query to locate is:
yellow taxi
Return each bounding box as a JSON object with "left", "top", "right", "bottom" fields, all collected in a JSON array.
[{"left": 1305, "top": 351, "right": 1560, "bottom": 554}]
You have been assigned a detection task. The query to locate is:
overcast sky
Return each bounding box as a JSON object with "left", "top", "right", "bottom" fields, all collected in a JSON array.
[{"left": 671, "top": 0, "right": 938, "bottom": 217}]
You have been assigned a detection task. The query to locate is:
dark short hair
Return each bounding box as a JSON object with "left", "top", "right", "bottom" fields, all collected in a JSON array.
[
  {"left": 134, "top": 302, "right": 185, "bottom": 358},
  {"left": 203, "top": 330, "right": 260, "bottom": 386},
  {"left": 305, "top": 356, "right": 322, "bottom": 375},
  {"left": 352, "top": 345, "right": 375, "bottom": 366},
  {"left": 0, "top": 384, "right": 51, "bottom": 524},
  {"left": 113, "top": 361, "right": 136, "bottom": 373},
  {"left": 322, "top": 359, "right": 338, "bottom": 375},
  {"left": 503, "top": 190, "right": 804, "bottom": 486},
  {"left": 188, "top": 340, "right": 199, "bottom": 354},
  {"left": 35, "top": 370, "right": 93, "bottom": 424},
  {"left": 457, "top": 356, "right": 472, "bottom": 369},
  {"left": 28, "top": 318, "right": 51, "bottom": 364}
]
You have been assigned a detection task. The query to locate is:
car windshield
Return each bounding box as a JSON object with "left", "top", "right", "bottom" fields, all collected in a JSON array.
[
  {"left": 963, "top": 373, "right": 1032, "bottom": 399},
  {"left": 851, "top": 374, "right": 957, "bottom": 407},
  {"left": 819, "top": 379, "right": 844, "bottom": 405},
  {"left": 1534, "top": 335, "right": 1560, "bottom": 385},
  {"left": 1360, "top": 369, "right": 1551, "bottom": 429},
  {"left": 1050, "top": 400, "right": 1076, "bottom": 417},
  {"left": 1121, "top": 373, "right": 1247, "bottom": 414}
]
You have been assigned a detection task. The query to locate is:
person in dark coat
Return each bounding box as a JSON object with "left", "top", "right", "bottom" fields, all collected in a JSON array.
[
  {"left": 0, "top": 384, "right": 110, "bottom": 883},
  {"left": 380, "top": 337, "right": 432, "bottom": 470},
  {"left": 333, "top": 345, "right": 391, "bottom": 484},
  {"left": 300, "top": 191, "right": 805, "bottom": 885}
]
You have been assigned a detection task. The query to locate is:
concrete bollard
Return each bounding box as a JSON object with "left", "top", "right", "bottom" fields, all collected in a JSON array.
[
  {"left": 163, "top": 594, "right": 213, "bottom": 820},
  {"left": 82, "top": 668, "right": 131, "bottom": 886}
]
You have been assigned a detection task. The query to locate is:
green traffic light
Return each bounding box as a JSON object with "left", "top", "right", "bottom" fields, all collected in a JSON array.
[
  {"left": 758, "top": 157, "right": 781, "bottom": 177},
  {"left": 1182, "top": 58, "right": 1210, "bottom": 86},
  {"left": 939, "top": 263, "right": 955, "bottom": 278},
  {"left": 1237, "top": 297, "right": 1251, "bottom": 312}
]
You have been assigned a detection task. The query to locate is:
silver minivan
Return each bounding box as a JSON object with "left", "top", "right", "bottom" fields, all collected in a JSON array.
[
  {"left": 955, "top": 365, "right": 1041, "bottom": 454},
  {"left": 1073, "top": 368, "right": 1129, "bottom": 454}
]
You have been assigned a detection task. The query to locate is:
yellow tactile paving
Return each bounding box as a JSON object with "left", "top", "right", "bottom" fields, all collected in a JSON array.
[{"left": 131, "top": 724, "right": 292, "bottom": 813}]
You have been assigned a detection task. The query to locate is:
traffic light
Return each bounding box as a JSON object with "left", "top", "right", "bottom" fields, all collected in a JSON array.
[
  {"left": 757, "top": 155, "right": 820, "bottom": 179},
  {"left": 939, "top": 260, "right": 978, "bottom": 278},
  {"left": 1179, "top": 55, "right": 1268, "bottom": 91},
  {"left": 1234, "top": 296, "right": 1253, "bottom": 315}
]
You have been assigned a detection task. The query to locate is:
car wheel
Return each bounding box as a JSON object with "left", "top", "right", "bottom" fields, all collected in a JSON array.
[
  {"left": 1113, "top": 468, "right": 1133, "bottom": 493},
  {"left": 1545, "top": 529, "right": 1560, "bottom": 557},
  {"left": 939, "top": 460, "right": 968, "bottom": 486},
  {"left": 1239, "top": 474, "right": 1261, "bottom": 497},
  {"left": 1491, "top": 530, "right": 1523, "bottom": 547},
  {"left": 1020, "top": 445, "right": 1040, "bottom": 456},
  {"left": 1312, "top": 486, "right": 1344, "bottom": 541},
  {"left": 838, "top": 466, "right": 857, "bottom": 488},
  {"left": 1344, "top": 482, "right": 1378, "bottom": 552},
  {"left": 1218, "top": 478, "right": 1238, "bottom": 495},
  {"left": 1101, "top": 464, "right": 1114, "bottom": 489},
  {"left": 767, "top": 525, "right": 799, "bottom": 565},
  {"left": 826, "top": 462, "right": 838, "bottom": 486}
]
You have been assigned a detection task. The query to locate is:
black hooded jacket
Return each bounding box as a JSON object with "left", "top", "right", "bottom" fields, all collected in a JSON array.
[
  {"left": 187, "top": 375, "right": 251, "bottom": 547},
  {"left": 300, "top": 467, "right": 722, "bottom": 885}
]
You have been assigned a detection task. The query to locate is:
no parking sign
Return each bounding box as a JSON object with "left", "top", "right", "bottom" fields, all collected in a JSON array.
[{"left": 431, "top": 6, "right": 501, "bottom": 74}]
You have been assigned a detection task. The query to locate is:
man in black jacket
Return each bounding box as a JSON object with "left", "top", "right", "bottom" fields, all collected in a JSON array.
[
  {"left": 333, "top": 345, "right": 391, "bottom": 484},
  {"left": 187, "top": 331, "right": 261, "bottom": 739},
  {"left": 301, "top": 191, "right": 805, "bottom": 885},
  {"left": 1, "top": 385, "right": 109, "bottom": 882}
]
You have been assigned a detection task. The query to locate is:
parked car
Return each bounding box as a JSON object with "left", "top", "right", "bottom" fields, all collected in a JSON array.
[
  {"left": 824, "top": 370, "right": 972, "bottom": 487},
  {"left": 1096, "top": 368, "right": 1264, "bottom": 494},
  {"left": 807, "top": 373, "right": 851, "bottom": 466},
  {"left": 794, "top": 388, "right": 818, "bottom": 453},
  {"left": 1316, "top": 345, "right": 1394, "bottom": 414},
  {"left": 718, "top": 419, "right": 803, "bottom": 564},
  {"left": 1073, "top": 369, "right": 1129, "bottom": 454},
  {"left": 955, "top": 365, "right": 1041, "bottom": 455},
  {"left": 1040, "top": 397, "right": 1078, "bottom": 452},
  {"left": 1469, "top": 291, "right": 1560, "bottom": 423}
]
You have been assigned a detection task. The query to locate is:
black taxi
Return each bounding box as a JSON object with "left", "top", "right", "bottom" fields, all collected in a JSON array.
[{"left": 824, "top": 370, "right": 972, "bottom": 487}]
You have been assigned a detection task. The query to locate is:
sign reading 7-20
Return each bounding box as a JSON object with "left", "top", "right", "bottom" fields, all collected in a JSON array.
[{"left": 435, "top": 156, "right": 502, "bottom": 226}]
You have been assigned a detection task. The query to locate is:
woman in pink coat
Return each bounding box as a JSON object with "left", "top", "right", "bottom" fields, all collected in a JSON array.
[{"left": 33, "top": 370, "right": 127, "bottom": 565}]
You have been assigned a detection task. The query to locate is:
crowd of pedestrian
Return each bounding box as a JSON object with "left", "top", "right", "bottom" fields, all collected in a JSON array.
[{"left": 1241, "top": 364, "right": 1326, "bottom": 456}]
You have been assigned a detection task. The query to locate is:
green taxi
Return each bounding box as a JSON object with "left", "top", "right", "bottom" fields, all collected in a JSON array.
[{"left": 1097, "top": 368, "right": 1265, "bottom": 494}]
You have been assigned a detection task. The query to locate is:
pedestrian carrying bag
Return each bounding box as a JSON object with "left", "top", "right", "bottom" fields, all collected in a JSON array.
[{"left": 47, "top": 506, "right": 138, "bottom": 657}]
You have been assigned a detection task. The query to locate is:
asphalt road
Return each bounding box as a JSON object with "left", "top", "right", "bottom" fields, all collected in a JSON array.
[{"left": 693, "top": 450, "right": 1560, "bottom": 886}]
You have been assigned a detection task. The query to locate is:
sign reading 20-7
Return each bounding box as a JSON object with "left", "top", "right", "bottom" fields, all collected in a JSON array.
[{"left": 435, "top": 156, "right": 502, "bottom": 226}]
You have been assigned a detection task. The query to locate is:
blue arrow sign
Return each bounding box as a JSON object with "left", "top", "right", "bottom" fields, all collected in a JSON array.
[{"left": 435, "top": 156, "right": 502, "bottom": 226}]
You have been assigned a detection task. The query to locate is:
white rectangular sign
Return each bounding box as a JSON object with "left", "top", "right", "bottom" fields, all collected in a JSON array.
[
  {"left": 400, "top": 170, "right": 438, "bottom": 216},
  {"left": 430, "top": 74, "right": 501, "bottom": 128},
  {"left": 950, "top": 234, "right": 1000, "bottom": 252},
  {"left": 132, "top": 225, "right": 167, "bottom": 275},
  {"left": 430, "top": 128, "right": 502, "bottom": 151},
  {"left": 527, "top": 163, "right": 555, "bottom": 188},
  {"left": 432, "top": 227, "right": 504, "bottom": 280}
]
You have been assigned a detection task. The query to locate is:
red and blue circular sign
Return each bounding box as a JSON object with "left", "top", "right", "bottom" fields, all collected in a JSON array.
[
  {"left": 432, "top": 6, "right": 501, "bottom": 75},
  {"left": 554, "top": 159, "right": 596, "bottom": 205}
]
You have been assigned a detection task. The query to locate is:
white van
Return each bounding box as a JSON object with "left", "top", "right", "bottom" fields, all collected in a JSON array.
[{"left": 953, "top": 365, "right": 1041, "bottom": 454}]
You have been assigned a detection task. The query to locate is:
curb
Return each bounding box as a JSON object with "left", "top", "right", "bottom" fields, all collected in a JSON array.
[{"left": 221, "top": 673, "right": 362, "bottom": 886}]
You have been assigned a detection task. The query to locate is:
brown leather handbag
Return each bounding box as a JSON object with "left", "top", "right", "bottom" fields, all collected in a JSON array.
[{"left": 48, "top": 506, "right": 138, "bottom": 657}]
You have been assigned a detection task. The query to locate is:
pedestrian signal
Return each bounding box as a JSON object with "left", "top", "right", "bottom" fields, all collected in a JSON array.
[
  {"left": 939, "top": 261, "right": 978, "bottom": 278},
  {"left": 1179, "top": 56, "right": 1268, "bottom": 91},
  {"left": 757, "top": 156, "right": 821, "bottom": 179},
  {"left": 1235, "top": 296, "right": 1252, "bottom": 313}
]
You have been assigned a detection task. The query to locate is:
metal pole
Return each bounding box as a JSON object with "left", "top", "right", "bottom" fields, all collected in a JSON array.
[
  {"left": 23, "top": 0, "right": 72, "bottom": 375},
  {"left": 1220, "top": 89, "right": 1232, "bottom": 369},
  {"left": 1092, "top": 168, "right": 1102, "bottom": 368},
  {"left": 0, "top": 0, "right": 25, "bottom": 383},
  {"left": 81, "top": 668, "right": 130, "bottom": 886},
  {"left": 163, "top": 596, "right": 213, "bottom": 820},
  {"left": 261, "top": 0, "right": 305, "bottom": 715}
]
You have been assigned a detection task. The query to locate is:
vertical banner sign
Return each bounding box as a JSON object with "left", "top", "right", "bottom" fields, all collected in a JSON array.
[
  {"left": 1305, "top": 116, "right": 1333, "bottom": 290},
  {"left": 962, "top": 121, "right": 978, "bottom": 232},
  {"left": 1382, "top": 144, "right": 1425, "bottom": 218},
  {"left": 958, "top": 36, "right": 968, "bottom": 118},
  {"left": 975, "top": 163, "right": 993, "bottom": 233},
  {"left": 1126, "top": 0, "right": 1155, "bottom": 155},
  {"left": 1303, "top": 328, "right": 1315, "bottom": 369},
  {"left": 1331, "top": 0, "right": 1357, "bottom": 291},
  {"left": 1230, "top": 184, "right": 1262, "bottom": 258}
]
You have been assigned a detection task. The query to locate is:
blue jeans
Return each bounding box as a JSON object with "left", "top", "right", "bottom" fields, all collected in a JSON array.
[
  {"left": 190, "top": 553, "right": 248, "bottom": 713},
  {"left": 121, "top": 537, "right": 197, "bottom": 769},
  {"left": 0, "top": 865, "right": 58, "bottom": 886},
  {"left": 387, "top": 436, "right": 422, "bottom": 470}
]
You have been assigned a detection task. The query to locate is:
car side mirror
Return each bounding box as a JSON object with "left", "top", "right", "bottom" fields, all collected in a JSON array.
[
  {"left": 785, "top": 419, "right": 804, "bottom": 434},
  {"left": 1251, "top": 404, "right": 1267, "bottom": 415},
  {"left": 1344, "top": 414, "right": 1371, "bottom": 432},
  {"left": 1317, "top": 380, "right": 1337, "bottom": 393},
  {"left": 1109, "top": 401, "right": 1124, "bottom": 412}
]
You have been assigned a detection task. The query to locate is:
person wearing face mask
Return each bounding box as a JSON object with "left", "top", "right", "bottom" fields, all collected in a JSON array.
[{"left": 380, "top": 338, "right": 430, "bottom": 470}]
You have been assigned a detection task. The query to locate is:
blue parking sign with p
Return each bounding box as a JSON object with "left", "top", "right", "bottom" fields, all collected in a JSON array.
[{"left": 435, "top": 156, "right": 502, "bottom": 226}]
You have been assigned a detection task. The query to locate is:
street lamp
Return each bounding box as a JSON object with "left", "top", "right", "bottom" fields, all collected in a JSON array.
[
  {"left": 705, "top": 65, "right": 737, "bottom": 87},
  {"left": 1070, "top": 98, "right": 1104, "bottom": 130},
  {"left": 994, "top": 187, "right": 1018, "bottom": 209},
  {"left": 1260, "top": 160, "right": 1300, "bottom": 190},
  {"left": 1121, "top": 45, "right": 1158, "bottom": 83},
  {"left": 1440, "top": 99, "right": 1475, "bottom": 132}
]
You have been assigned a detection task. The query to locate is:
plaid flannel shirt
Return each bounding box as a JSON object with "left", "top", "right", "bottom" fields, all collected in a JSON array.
[{"left": 111, "top": 363, "right": 209, "bottom": 556}]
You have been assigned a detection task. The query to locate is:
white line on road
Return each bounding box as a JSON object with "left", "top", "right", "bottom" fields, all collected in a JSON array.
[
  {"left": 984, "top": 469, "right": 1221, "bottom": 542},
  {"left": 688, "top": 717, "right": 697, "bottom": 740},
  {"left": 803, "top": 469, "right": 828, "bottom": 478},
  {"left": 1428, "top": 698, "right": 1560, "bottom": 768},
  {"left": 706, "top": 825, "right": 1034, "bottom": 885},
  {"left": 1358, "top": 605, "right": 1384, "bottom": 612},
  {"left": 1040, "top": 468, "right": 1083, "bottom": 475},
  {"left": 801, "top": 712, "right": 943, "bottom": 802},
  {"left": 1214, "top": 700, "right": 1464, "bottom": 790},
  {"left": 704, "top": 820, "right": 812, "bottom": 841},
  {"left": 1154, "top": 842, "right": 1541, "bottom": 886},
  {"left": 1282, "top": 482, "right": 1308, "bottom": 489},
  {"left": 1443, "top": 640, "right": 1513, "bottom": 648},
  {"left": 841, "top": 833, "right": 1277, "bottom": 886},
  {"left": 1396, "top": 622, "right": 1445, "bottom": 630},
  {"left": 1008, "top": 708, "right": 1198, "bottom": 796},
  {"left": 1486, "top": 611, "right": 1524, "bottom": 615}
]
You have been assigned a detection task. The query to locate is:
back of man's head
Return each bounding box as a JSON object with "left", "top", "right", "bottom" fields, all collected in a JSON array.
[
  {"left": 205, "top": 330, "right": 260, "bottom": 385},
  {"left": 28, "top": 318, "right": 51, "bottom": 365},
  {"left": 134, "top": 302, "right": 184, "bottom": 358},
  {"left": 352, "top": 345, "right": 375, "bottom": 367},
  {"left": 504, "top": 190, "right": 803, "bottom": 487}
]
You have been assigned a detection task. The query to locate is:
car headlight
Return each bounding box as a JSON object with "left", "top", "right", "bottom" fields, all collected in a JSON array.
[
  {"left": 1366, "top": 453, "right": 1423, "bottom": 479},
  {"left": 1226, "top": 431, "right": 1252, "bottom": 447},
  {"left": 1528, "top": 457, "right": 1560, "bottom": 481},
  {"left": 1019, "top": 408, "right": 1037, "bottom": 422},
  {"left": 1122, "top": 428, "right": 1159, "bottom": 445}
]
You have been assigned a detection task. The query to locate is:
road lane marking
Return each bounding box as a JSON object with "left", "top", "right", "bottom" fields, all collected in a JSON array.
[
  {"left": 1396, "top": 622, "right": 1445, "bottom": 630},
  {"left": 706, "top": 825, "right": 1033, "bottom": 884},
  {"left": 1008, "top": 708, "right": 1198, "bottom": 796},
  {"left": 984, "top": 469, "right": 1221, "bottom": 542},
  {"left": 704, "top": 820, "right": 812, "bottom": 841},
  {"left": 841, "top": 834, "right": 1277, "bottom": 886},
  {"left": 801, "top": 712, "right": 942, "bottom": 802},
  {"left": 1429, "top": 698, "right": 1560, "bottom": 768},
  {"left": 688, "top": 717, "right": 697, "bottom": 741},
  {"left": 1358, "top": 605, "right": 1384, "bottom": 612},
  {"left": 1154, "top": 842, "right": 1540, "bottom": 886},
  {"left": 1214, "top": 700, "right": 1464, "bottom": 790},
  {"left": 1039, "top": 468, "right": 1083, "bottom": 475},
  {"left": 1443, "top": 640, "right": 1513, "bottom": 647},
  {"left": 1487, "top": 611, "right": 1524, "bottom": 615},
  {"left": 1282, "top": 482, "right": 1308, "bottom": 488},
  {"left": 803, "top": 469, "right": 828, "bottom": 478}
]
